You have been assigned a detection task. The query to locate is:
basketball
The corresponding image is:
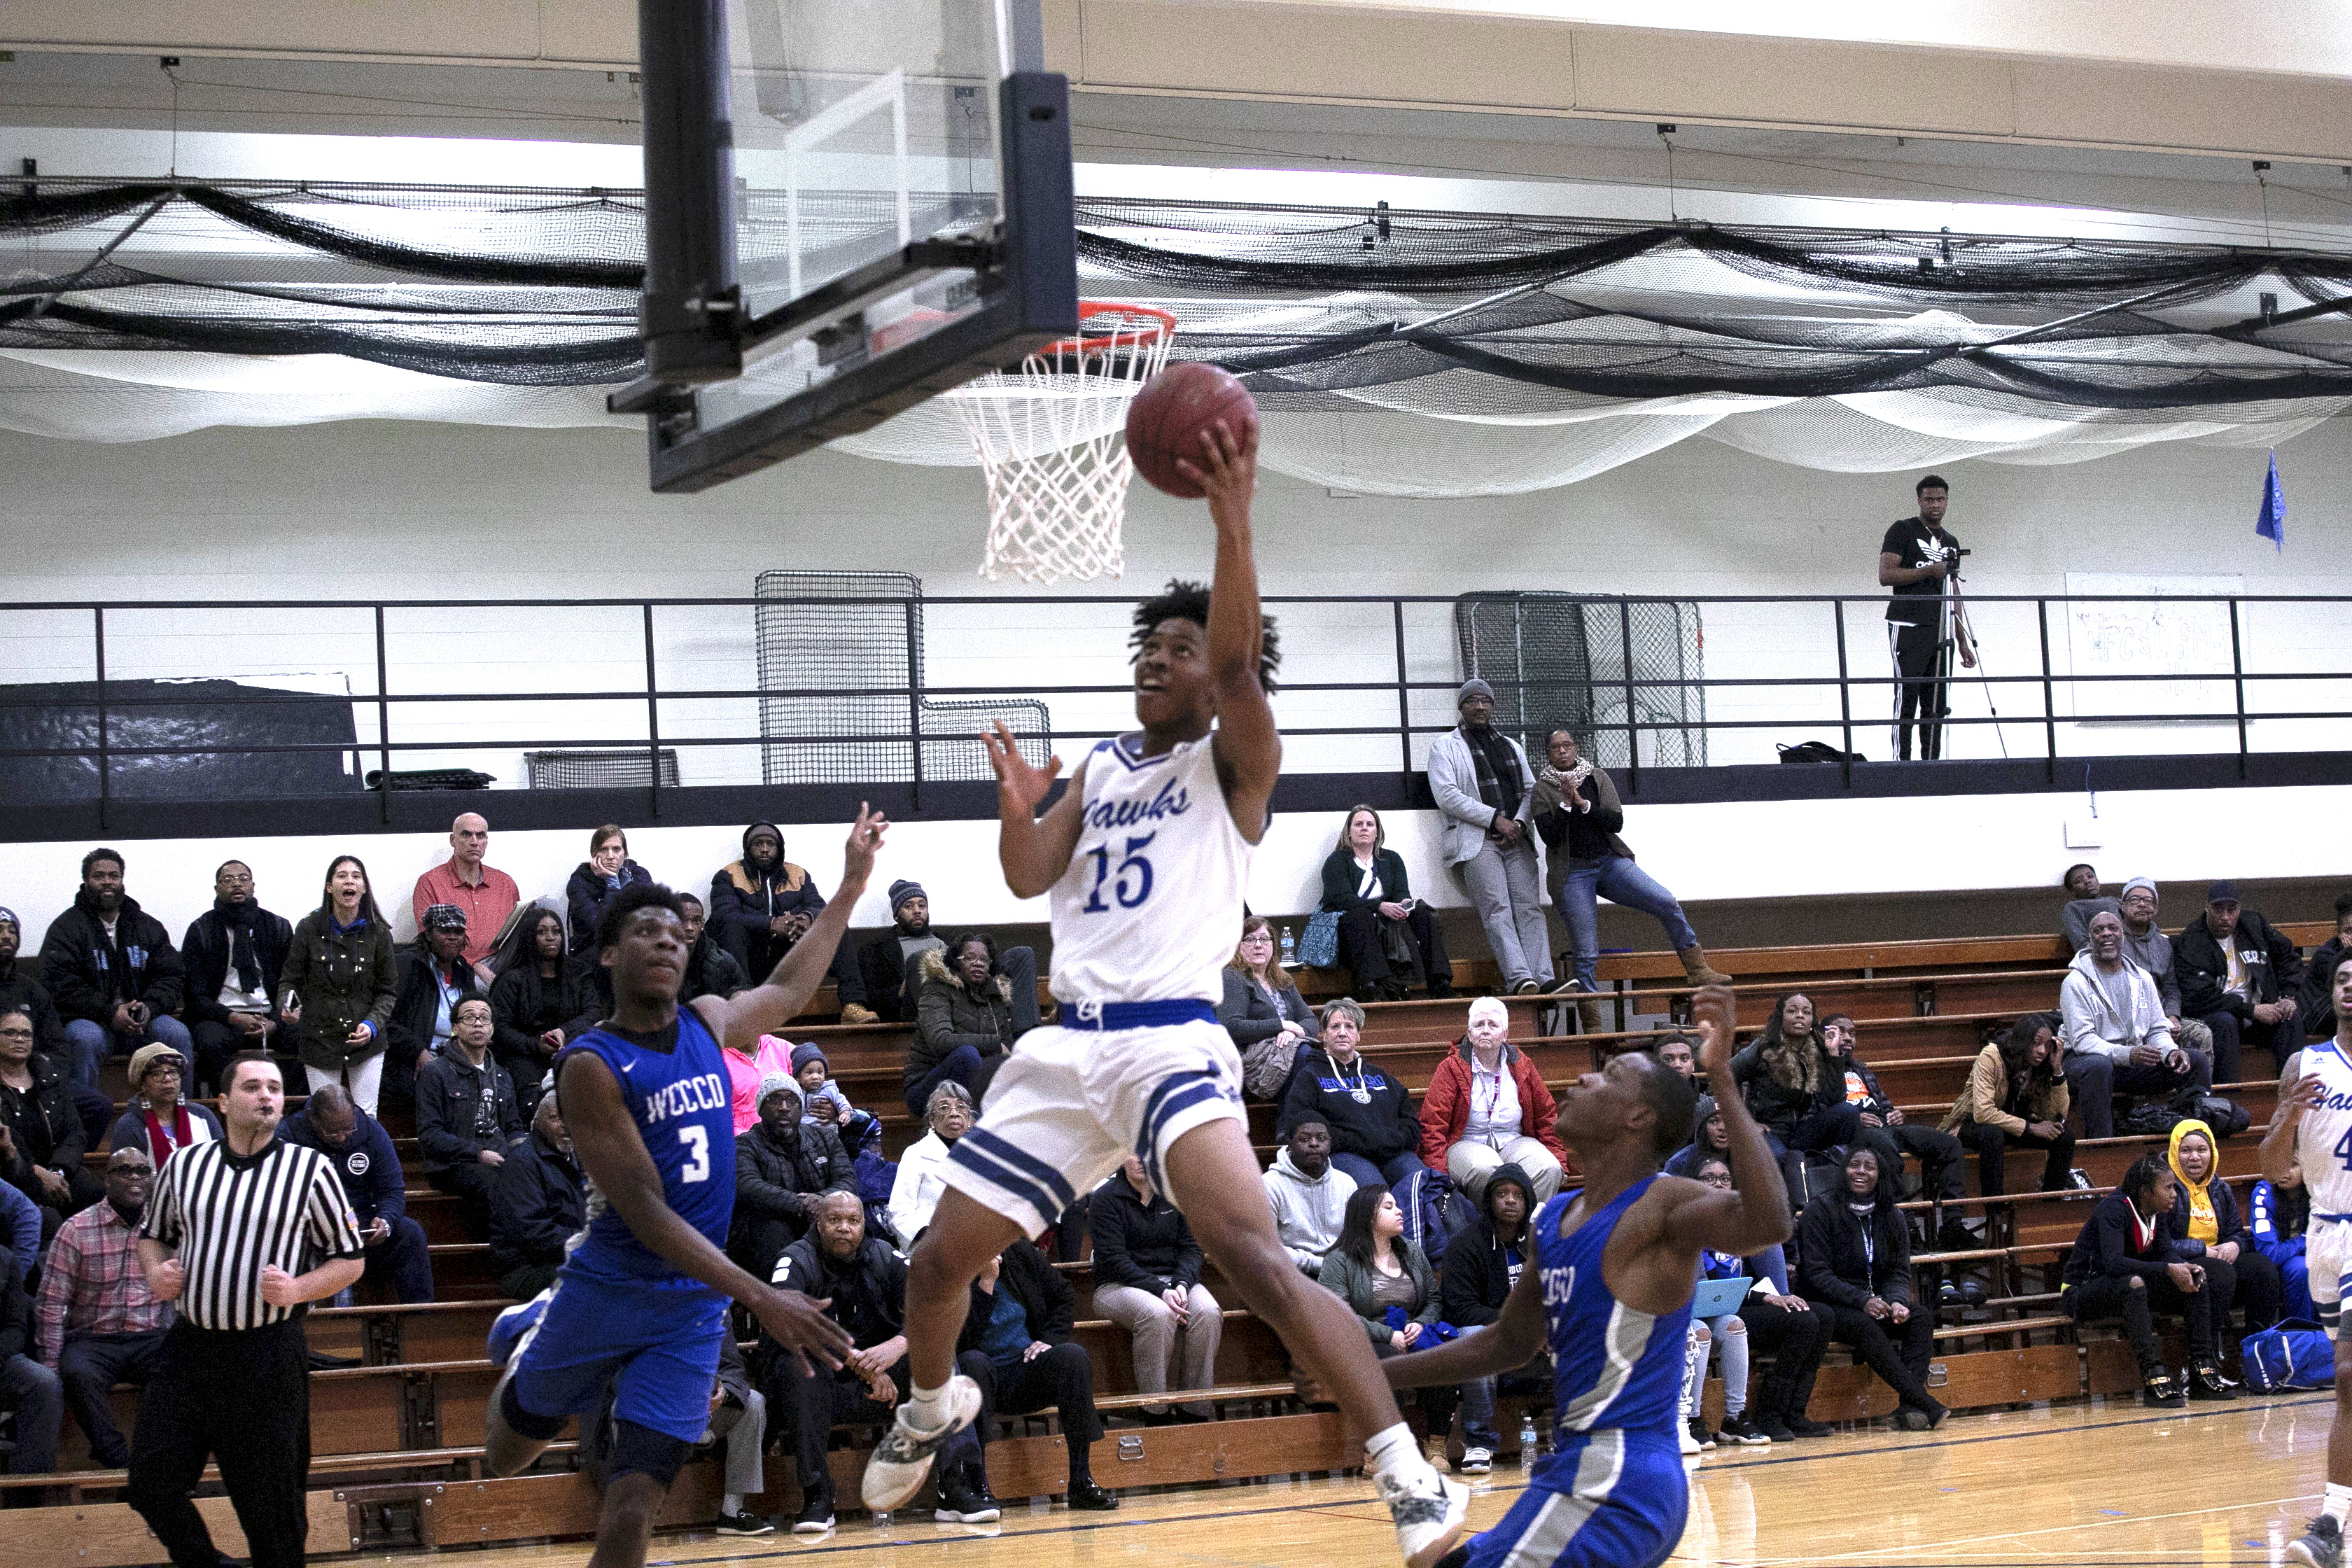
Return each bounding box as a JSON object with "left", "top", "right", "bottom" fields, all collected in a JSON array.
[{"left": 1125, "top": 361, "right": 1259, "bottom": 499}]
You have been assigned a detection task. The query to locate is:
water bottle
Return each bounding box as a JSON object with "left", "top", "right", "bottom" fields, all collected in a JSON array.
[
  {"left": 1517, "top": 1413, "right": 1538, "bottom": 1467},
  {"left": 1280, "top": 924, "right": 1298, "bottom": 968}
]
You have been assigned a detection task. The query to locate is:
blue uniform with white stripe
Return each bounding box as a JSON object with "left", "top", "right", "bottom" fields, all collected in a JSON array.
[
  {"left": 507, "top": 1005, "right": 736, "bottom": 1442},
  {"left": 1465, "top": 1178, "right": 1690, "bottom": 1568}
]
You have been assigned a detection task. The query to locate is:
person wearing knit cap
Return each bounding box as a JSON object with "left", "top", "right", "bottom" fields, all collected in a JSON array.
[
  {"left": 731, "top": 1073, "right": 854, "bottom": 1281},
  {"left": 2112, "top": 879, "right": 2215, "bottom": 1058},
  {"left": 2174, "top": 880, "right": 2302, "bottom": 1086},
  {"left": 0, "top": 907, "right": 71, "bottom": 1067},
  {"left": 790, "top": 1041, "right": 858, "bottom": 1129},
  {"left": 1426, "top": 680, "right": 1552, "bottom": 994},
  {"left": 853, "top": 878, "right": 946, "bottom": 1025}
]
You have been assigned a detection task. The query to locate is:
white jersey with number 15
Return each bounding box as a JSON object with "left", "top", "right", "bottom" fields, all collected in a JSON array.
[
  {"left": 1046, "top": 734, "right": 1251, "bottom": 1007},
  {"left": 2297, "top": 1040, "right": 2352, "bottom": 1219}
]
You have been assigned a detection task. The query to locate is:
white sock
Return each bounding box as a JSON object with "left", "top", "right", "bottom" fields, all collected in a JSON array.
[
  {"left": 2325, "top": 1483, "right": 2352, "bottom": 1525},
  {"left": 1364, "top": 1422, "right": 1425, "bottom": 1480},
  {"left": 905, "top": 1380, "right": 953, "bottom": 1429},
  {"left": 723, "top": 1492, "right": 745, "bottom": 1516}
]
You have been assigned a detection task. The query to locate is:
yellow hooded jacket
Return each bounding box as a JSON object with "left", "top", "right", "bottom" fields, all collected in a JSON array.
[{"left": 2166, "top": 1117, "right": 2221, "bottom": 1245}]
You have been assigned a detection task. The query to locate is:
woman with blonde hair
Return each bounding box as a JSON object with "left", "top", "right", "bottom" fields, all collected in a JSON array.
[{"left": 1317, "top": 805, "right": 1450, "bottom": 1001}]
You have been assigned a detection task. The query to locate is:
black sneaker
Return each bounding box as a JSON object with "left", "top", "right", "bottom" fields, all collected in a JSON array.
[
  {"left": 934, "top": 1469, "right": 1002, "bottom": 1525},
  {"left": 1686, "top": 1417, "right": 1716, "bottom": 1450},
  {"left": 715, "top": 1511, "right": 774, "bottom": 1536},
  {"left": 1067, "top": 1481, "right": 1120, "bottom": 1511},
  {"left": 1716, "top": 1414, "right": 1771, "bottom": 1446},
  {"left": 2141, "top": 1370, "right": 2185, "bottom": 1409},
  {"left": 2290, "top": 1514, "right": 2346, "bottom": 1568},
  {"left": 791, "top": 1498, "right": 836, "bottom": 1535},
  {"left": 1936, "top": 1218, "right": 1983, "bottom": 1253},
  {"left": 1755, "top": 1413, "right": 1795, "bottom": 1443},
  {"left": 1782, "top": 1414, "right": 1835, "bottom": 1437},
  {"left": 2188, "top": 1364, "right": 2238, "bottom": 1401}
]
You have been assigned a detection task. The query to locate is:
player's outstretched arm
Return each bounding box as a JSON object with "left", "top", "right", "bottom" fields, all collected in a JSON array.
[
  {"left": 1176, "top": 417, "right": 1280, "bottom": 841},
  {"left": 983, "top": 720, "right": 1086, "bottom": 898},
  {"left": 2262, "top": 1072, "right": 2323, "bottom": 1185},
  {"left": 556, "top": 1049, "right": 853, "bottom": 1368},
  {"left": 1376, "top": 1261, "right": 1548, "bottom": 1391},
  {"left": 701, "top": 806, "right": 887, "bottom": 1052},
  {"left": 1665, "top": 986, "right": 1794, "bottom": 1256}
]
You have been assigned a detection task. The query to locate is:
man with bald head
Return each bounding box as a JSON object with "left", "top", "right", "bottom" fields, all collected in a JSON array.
[
  {"left": 414, "top": 813, "right": 519, "bottom": 984},
  {"left": 281, "top": 1081, "right": 433, "bottom": 1303}
]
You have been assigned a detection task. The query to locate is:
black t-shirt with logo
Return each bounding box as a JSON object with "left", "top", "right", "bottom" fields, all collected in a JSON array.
[{"left": 1881, "top": 516, "right": 1962, "bottom": 626}]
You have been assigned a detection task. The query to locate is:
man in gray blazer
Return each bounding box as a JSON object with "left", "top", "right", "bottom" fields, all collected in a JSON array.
[{"left": 1426, "top": 680, "right": 1553, "bottom": 994}]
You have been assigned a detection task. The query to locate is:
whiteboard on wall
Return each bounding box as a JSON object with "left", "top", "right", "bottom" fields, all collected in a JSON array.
[{"left": 2063, "top": 573, "right": 2244, "bottom": 722}]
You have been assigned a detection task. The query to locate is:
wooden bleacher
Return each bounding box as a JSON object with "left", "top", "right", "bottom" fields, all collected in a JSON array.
[{"left": 14, "top": 919, "right": 2323, "bottom": 1559}]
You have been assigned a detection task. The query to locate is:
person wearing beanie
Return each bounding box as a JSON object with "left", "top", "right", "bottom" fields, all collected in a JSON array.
[
  {"left": 2174, "top": 880, "right": 2303, "bottom": 1085},
  {"left": 0, "top": 908, "right": 69, "bottom": 1066},
  {"left": 732, "top": 1075, "right": 855, "bottom": 1280},
  {"left": 107, "top": 1043, "right": 223, "bottom": 1170},
  {"left": 1426, "top": 680, "right": 1552, "bottom": 994},
  {"left": 710, "top": 822, "right": 878, "bottom": 1024},
  {"left": 790, "top": 1041, "right": 858, "bottom": 1130},
  {"left": 854, "top": 879, "right": 947, "bottom": 1025},
  {"left": 2111, "top": 879, "right": 2216, "bottom": 1058}
]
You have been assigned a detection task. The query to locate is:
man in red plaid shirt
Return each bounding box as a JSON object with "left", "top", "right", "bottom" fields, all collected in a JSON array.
[{"left": 36, "top": 1146, "right": 169, "bottom": 1467}]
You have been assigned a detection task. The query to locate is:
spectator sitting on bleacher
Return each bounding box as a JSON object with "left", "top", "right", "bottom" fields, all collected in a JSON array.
[
  {"left": 1655, "top": 1033, "right": 1698, "bottom": 1082},
  {"left": 792, "top": 1042, "right": 856, "bottom": 1130},
  {"left": 2115, "top": 879, "right": 2216, "bottom": 1059},
  {"left": 955, "top": 1238, "right": 1119, "bottom": 1512},
  {"left": 1439, "top": 1161, "right": 1537, "bottom": 1473},
  {"left": 413, "top": 996, "right": 522, "bottom": 1240},
  {"left": 2174, "top": 881, "right": 2300, "bottom": 1086},
  {"left": 41, "top": 847, "right": 192, "bottom": 1091},
  {"left": 712, "top": 820, "right": 876, "bottom": 1026},
  {"left": 0, "top": 1177, "right": 34, "bottom": 1278},
  {"left": 487, "top": 906, "right": 599, "bottom": 1105},
  {"left": 1941, "top": 1011, "right": 2076, "bottom": 1196},
  {"left": 0, "top": 1006, "right": 101, "bottom": 1227},
  {"left": 1319, "top": 805, "right": 1451, "bottom": 1004},
  {"left": 2250, "top": 1168, "right": 2312, "bottom": 1323},
  {"left": 2064, "top": 909, "right": 2212, "bottom": 1140},
  {"left": 384, "top": 903, "right": 482, "bottom": 1118},
  {"left": 33, "top": 1146, "right": 162, "bottom": 1469},
  {"left": 2166, "top": 1118, "right": 2279, "bottom": 1335},
  {"left": 732, "top": 1074, "right": 854, "bottom": 1281},
  {"left": 108, "top": 1043, "right": 221, "bottom": 1170},
  {"left": 280, "top": 854, "right": 399, "bottom": 1119},
  {"left": 906, "top": 935, "right": 1022, "bottom": 1119},
  {"left": 1318, "top": 1184, "right": 1458, "bottom": 1442},
  {"left": 1730, "top": 991, "right": 1851, "bottom": 1208},
  {"left": 1664, "top": 1094, "right": 1730, "bottom": 1179},
  {"left": 0, "top": 1227, "right": 62, "bottom": 1484},
  {"left": 2060, "top": 1152, "right": 2230, "bottom": 1406},
  {"left": 489, "top": 1091, "right": 584, "bottom": 1301},
  {"left": 2296, "top": 893, "right": 2352, "bottom": 1044},
  {"left": 281, "top": 1082, "right": 434, "bottom": 1305},
  {"left": 1280, "top": 999, "right": 1420, "bottom": 1191},
  {"left": 179, "top": 860, "right": 290, "bottom": 1097},
  {"left": 1420, "top": 995, "right": 1568, "bottom": 1204},
  {"left": 412, "top": 812, "right": 518, "bottom": 986},
  {"left": 674, "top": 894, "right": 750, "bottom": 1004},
  {"left": 564, "top": 825, "right": 649, "bottom": 956},
  {"left": 888, "top": 1080, "right": 974, "bottom": 1243},
  {"left": 0, "top": 911, "right": 68, "bottom": 1068},
  {"left": 2060, "top": 862, "right": 2119, "bottom": 954},
  {"left": 1089, "top": 1154, "right": 1221, "bottom": 1425},
  {"left": 764, "top": 1190, "right": 984, "bottom": 1532},
  {"left": 1264, "top": 1119, "right": 1357, "bottom": 1275},
  {"left": 1222, "top": 916, "right": 1321, "bottom": 1100},
  {"left": 1689, "top": 1156, "right": 1831, "bottom": 1443},
  {"left": 854, "top": 880, "right": 946, "bottom": 1025},
  {"left": 1821, "top": 1014, "right": 1965, "bottom": 1216},
  {"left": 1797, "top": 1145, "right": 1946, "bottom": 1430}
]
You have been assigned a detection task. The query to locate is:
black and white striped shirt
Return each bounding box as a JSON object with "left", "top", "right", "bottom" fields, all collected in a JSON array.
[{"left": 138, "top": 1135, "right": 367, "bottom": 1331}]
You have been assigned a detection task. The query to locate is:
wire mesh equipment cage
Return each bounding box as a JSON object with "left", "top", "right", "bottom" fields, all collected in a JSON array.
[
  {"left": 1453, "top": 592, "right": 1707, "bottom": 769},
  {"left": 524, "top": 749, "right": 681, "bottom": 790}
]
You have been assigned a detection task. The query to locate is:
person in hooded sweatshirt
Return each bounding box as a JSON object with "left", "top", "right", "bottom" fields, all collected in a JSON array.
[
  {"left": 2165, "top": 1117, "right": 2281, "bottom": 1334},
  {"left": 1264, "top": 1119, "right": 1358, "bottom": 1275},
  {"left": 2061, "top": 908, "right": 2211, "bottom": 1140},
  {"left": 711, "top": 821, "right": 874, "bottom": 1023},
  {"left": 2250, "top": 1169, "right": 2313, "bottom": 1324},
  {"left": 1438, "top": 1161, "right": 1536, "bottom": 1474},
  {"left": 2062, "top": 1152, "right": 2230, "bottom": 1406},
  {"left": 1665, "top": 1096, "right": 1732, "bottom": 1180}
]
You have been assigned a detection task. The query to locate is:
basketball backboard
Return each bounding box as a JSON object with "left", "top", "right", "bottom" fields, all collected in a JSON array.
[{"left": 610, "top": 0, "right": 1078, "bottom": 493}]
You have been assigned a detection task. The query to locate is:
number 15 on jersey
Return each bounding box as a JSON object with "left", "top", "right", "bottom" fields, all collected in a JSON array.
[{"left": 1081, "top": 832, "right": 1157, "bottom": 913}]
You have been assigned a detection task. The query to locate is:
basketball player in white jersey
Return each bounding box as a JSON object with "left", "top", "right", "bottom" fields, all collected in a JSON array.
[
  {"left": 860, "top": 417, "right": 1467, "bottom": 1566},
  {"left": 2273, "top": 960, "right": 2352, "bottom": 1567}
]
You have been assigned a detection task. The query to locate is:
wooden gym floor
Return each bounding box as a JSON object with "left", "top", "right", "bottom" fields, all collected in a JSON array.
[{"left": 370, "top": 1392, "right": 2336, "bottom": 1568}]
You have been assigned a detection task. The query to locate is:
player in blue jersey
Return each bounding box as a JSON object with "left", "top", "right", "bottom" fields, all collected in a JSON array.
[
  {"left": 862, "top": 418, "right": 1469, "bottom": 1567},
  {"left": 1368, "top": 986, "right": 1792, "bottom": 1568},
  {"left": 482, "top": 809, "right": 886, "bottom": 1568}
]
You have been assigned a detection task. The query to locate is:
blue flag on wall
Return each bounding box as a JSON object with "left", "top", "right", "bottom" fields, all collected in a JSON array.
[{"left": 2258, "top": 449, "right": 2287, "bottom": 552}]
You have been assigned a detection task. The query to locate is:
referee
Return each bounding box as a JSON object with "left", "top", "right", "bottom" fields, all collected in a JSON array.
[{"left": 130, "top": 1054, "right": 365, "bottom": 1568}]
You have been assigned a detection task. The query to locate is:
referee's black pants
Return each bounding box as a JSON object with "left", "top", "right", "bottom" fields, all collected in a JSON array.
[{"left": 128, "top": 1319, "right": 312, "bottom": 1568}]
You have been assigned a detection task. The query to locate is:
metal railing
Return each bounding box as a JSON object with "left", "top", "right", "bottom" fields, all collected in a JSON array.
[{"left": 1, "top": 589, "right": 2344, "bottom": 826}]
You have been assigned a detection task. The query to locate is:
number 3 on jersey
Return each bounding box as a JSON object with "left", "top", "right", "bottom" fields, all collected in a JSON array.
[
  {"left": 679, "top": 1124, "right": 710, "bottom": 1183},
  {"left": 1081, "top": 832, "right": 1156, "bottom": 913}
]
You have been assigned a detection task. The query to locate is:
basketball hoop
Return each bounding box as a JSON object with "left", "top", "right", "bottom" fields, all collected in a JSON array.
[{"left": 948, "top": 302, "right": 1177, "bottom": 584}]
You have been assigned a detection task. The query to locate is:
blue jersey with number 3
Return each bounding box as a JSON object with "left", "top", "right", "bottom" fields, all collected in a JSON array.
[{"left": 557, "top": 1004, "right": 735, "bottom": 1290}]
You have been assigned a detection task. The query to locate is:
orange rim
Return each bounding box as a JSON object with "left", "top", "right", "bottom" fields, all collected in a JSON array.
[{"left": 1039, "top": 301, "right": 1177, "bottom": 358}]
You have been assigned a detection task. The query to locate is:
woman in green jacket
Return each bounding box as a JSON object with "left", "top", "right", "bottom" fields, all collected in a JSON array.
[
  {"left": 1317, "top": 805, "right": 1452, "bottom": 1002},
  {"left": 279, "top": 854, "right": 399, "bottom": 1116},
  {"left": 1316, "top": 1184, "right": 1460, "bottom": 1438}
]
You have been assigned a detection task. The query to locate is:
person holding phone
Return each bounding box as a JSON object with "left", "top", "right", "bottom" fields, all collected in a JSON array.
[{"left": 1318, "top": 806, "right": 1450, "bottom": 1002}]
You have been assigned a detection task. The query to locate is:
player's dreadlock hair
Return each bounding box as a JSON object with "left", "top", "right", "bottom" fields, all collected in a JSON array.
[{"left": 1130, "top": 579, "right": 1281, "bottom": 693}]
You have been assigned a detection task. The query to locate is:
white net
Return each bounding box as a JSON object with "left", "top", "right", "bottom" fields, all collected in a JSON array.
[{"left": 944, "top": 304, "right": 1174, "bottom": 584}]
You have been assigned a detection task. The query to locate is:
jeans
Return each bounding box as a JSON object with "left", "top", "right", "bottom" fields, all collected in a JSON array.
[
  {"left": 905, "top": 1044, "right": 1002, "bottom": 1119},
  {"left": 1330, "top": 1151, "right": 1423, "bottom": 1192},
  {"left": 59, "top": 1328, "right": 167, "bottom": 1469},
  {"left": 1555, "top": 855, "right": 1698, "bottom": 990},
  {"left": 307, "top": 1054, "right": 385, "bottom": 1119},
  {"left": 722, "top": 1387, "right": 766, "bottom": 1504},
  {"left": 2064, "top": 1049, "right": 2212, "bottom": 1140},
  {"left": 1, "top": 1350, "right": 62, "bottom": 1474},
  {"left": 64, "top": 1014, "right": 193, "bottom": 1091},
  {"left": 1811, "top": 1300, "right": 1942, "bottom": 1418},
  {"left": 1454, "top": 836, "right": 1551, "bottom": 990},
  {"left": 1696, "top": 1311, "right": 1750, "bottom": 1418}
]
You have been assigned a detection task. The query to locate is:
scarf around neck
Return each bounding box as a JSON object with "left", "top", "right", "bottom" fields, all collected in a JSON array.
[
  {"left": 216, "top": 899, "right": 262, "bottom": 992},
  {"left": 1463, "top": 726, "right": 1525, "bottom": 818}
]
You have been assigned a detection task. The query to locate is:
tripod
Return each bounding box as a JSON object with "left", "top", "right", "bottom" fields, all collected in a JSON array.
[{"left": 1945, "top": 561, "right": 2009, "bottom": 760}]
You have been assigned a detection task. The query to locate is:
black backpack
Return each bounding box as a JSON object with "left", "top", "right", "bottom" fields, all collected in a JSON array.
[{"left": 1777, "top": 741, "right": 1865, "bottom": 764}]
